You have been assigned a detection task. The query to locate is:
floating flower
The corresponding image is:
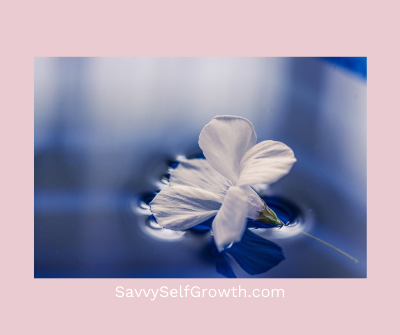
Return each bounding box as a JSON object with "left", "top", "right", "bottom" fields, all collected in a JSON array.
[{"left": 150, "top": 115, "right": 296, "bottom": 251}]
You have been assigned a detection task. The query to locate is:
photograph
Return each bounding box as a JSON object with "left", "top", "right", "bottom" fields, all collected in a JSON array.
[{"left": 34, "top": 57, "right": 366, "bottom": 278}]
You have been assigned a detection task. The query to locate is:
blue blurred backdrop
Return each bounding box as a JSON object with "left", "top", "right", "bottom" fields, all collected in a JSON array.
[{"left": 34, "top": 57, "right": 366, "bottom": 278}]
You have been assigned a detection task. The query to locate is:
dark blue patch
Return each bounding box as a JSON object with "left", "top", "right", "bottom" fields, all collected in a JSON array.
[
  {"left": 261, "top": 195, "right": 301, "bottom": 226},
  {"left": 189, "top": 217, "right": 213, "bottom": 231},
  {"left": 224, "top": 229, "right": 285, "bottom": 276},
  {"left": 319, "top": 57, "right": 367, "bottom": 79},
  {"left": 215, "top": 253, "right": 237, "bottom": 278},
  {"left": 139, "top": 192, "right": 158, "bottom": 205},
  {"left": 167, "top": 160, "right": 180, "bottom": 169}
]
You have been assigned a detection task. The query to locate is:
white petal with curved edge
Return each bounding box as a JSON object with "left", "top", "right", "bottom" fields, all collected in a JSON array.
[
  {"left": 199, "top": 115, "right": 257, "bottom": 184},
  {"left": 170, "top": 159, "right": 264, "bottom": 218},
  {"left": 238, "top": 140, "right": 296, "bottom": 186},
  {"left": 170, "top": 159, "right": 233, "bottom": 201},
  {"left": 212, "top": 186, "right": 248, "bottom": 251},
  {"left": 150, "top": 185, "right": 222, "bottom": 230},
  {"left": 243, "top": 185, "right": 265, "bottom": 219}
]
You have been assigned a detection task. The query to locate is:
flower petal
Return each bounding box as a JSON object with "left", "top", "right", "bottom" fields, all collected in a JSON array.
[
  {"left": 199, "top": 115, "right": 257, "bottom": 184},
  {"left": 170, "top": 159, "right": 233, "bottom": 201},
  {"left": 170, "top": 159, "right": 264, "bottom": 219},
  {"left": 243, "top": 185, "right": 265, "bottom": 219},
  {"left": 212, "top": 186, "right": 248, "bottom": 251},
  {"left": 150, "top": 185, "right": 222, "bottom": 230},
  {"left": 238, "top": 140, "right": 296, "bottom": 186}
]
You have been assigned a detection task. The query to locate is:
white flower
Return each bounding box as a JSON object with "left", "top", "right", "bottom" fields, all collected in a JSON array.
[{"left": 150, "top": 115, "right": 296, "bottom": 251}]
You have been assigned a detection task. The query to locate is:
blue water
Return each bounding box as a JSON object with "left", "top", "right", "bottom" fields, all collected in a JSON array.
[{"left": 34, "top": 57, "right": 366, "bottom": 278}]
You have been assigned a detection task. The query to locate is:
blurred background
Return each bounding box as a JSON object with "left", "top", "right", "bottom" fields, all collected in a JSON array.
[{"left": 34, "top": 57, "right": 366, "bottom": 278}]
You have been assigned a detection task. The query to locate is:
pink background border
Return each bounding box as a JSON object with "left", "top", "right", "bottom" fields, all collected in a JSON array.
[{"left": 2, "top": 0, "right": 397, "bottom": 333}]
